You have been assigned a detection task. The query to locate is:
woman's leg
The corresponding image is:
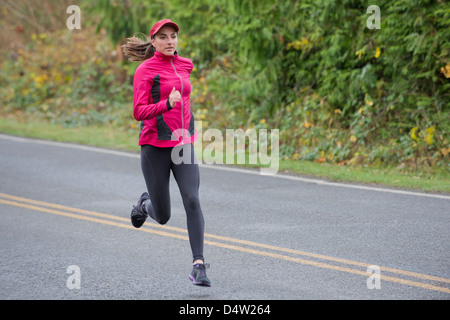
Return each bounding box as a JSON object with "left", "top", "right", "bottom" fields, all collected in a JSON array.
[
  {"left": 140, "top": 143, "right": 210, "bottom": 286},
  {"left": 171, "top": 144, "right": 205, "bottom": 263},
  {"left": 140, "top": 144, "right": 172, "bottom": 225}
]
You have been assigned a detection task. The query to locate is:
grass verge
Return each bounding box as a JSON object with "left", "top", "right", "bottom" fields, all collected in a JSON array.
[{"left": 1, "top": 116, "right": 448, "bottom": 194}]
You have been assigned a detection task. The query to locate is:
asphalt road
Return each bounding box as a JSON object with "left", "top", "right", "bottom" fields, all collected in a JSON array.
[{"left": 0, "top": 133, "right": 449, "bottom": 301}]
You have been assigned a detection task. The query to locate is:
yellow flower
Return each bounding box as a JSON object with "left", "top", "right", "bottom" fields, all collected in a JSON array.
[
  {"left": 302, "top": 120, "right": 312, "bottom": 128},
  {"left": 287, "top": 41, "right": 301, "bottom": 50},
  {"left": 260, "top": 119, "right": 266, "bottom": 124},
  {"left": 441, "top": 148, "right": 450, "bottom": 157},
  {"left": 425, "top": 126, "right": 435, "bottom": 134},
  {"left": 287, "top": 37, "right": 309, "bottom": 51},
  {"left": 350, "top": 135, "right": 357, "bottom": 143},
  {"left": 424, "top": 126, "right": 435, "bottom": 145},
  {"left": 440, "top": 64, "right": 450, "bottom": 78},
  {"left": 409, "top": 127, "right": 418, "bottom": 142},
  {"left": 374, "top": 47, "right": 381, "bottom": 59},
  {"left": 34, "top": 74, "right": 48, "bottom": 88}
]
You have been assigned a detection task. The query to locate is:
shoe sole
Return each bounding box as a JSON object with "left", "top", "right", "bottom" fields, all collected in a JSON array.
[
  {"left": 130, "top": 193, "right": 150, "bottom": 228},
  {"left": 189, "top": 275, "right": 211, "bottom": 287},
  {"left": 131, "top": 218, "right": 145, "bottom": 228},
  {"left": 130, "top": 213, "right": 146, "bottom": 228},
  {"left": 130, "top": 206, "right": 147, "bottom": 228}
]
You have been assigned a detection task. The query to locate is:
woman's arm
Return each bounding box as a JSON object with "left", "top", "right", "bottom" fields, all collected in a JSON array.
[{"left": 132, "top": 66, "right": 172, "bottom": 121}]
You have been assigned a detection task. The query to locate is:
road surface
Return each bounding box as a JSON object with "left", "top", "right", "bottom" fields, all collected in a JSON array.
[{"left": 0, "top": 133, "right": 449, "bottom": 301}]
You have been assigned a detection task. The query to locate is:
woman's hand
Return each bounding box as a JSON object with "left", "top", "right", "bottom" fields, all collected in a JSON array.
[{"left": 169, "top": 87, "right": 181, "bottom": 108}]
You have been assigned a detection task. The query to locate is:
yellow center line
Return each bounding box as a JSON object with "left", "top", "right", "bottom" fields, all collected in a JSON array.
[{"left": 0, "top": 192, "right": 449, "bottom": 294}]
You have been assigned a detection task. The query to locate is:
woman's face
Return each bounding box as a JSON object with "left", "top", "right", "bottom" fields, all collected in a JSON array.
[{"left": 152, "top": 25, "right": 178, "bottom": 56}]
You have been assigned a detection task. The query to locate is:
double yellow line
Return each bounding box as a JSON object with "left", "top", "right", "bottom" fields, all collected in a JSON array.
[{"left": 1, "top": 191, "right": 449, "bottom": 294}]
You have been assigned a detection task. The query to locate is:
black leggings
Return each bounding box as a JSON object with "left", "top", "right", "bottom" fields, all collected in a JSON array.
[{"left": 140, "top": 143, "right": 204, "bottom": 262}]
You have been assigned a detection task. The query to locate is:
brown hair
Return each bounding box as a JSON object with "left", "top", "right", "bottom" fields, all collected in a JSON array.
[{"left": 121, "top": 34, "right": 156, "bottom": 62}]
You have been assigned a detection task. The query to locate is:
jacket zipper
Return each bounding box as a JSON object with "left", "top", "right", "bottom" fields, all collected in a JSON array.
[{"left": 170, "top": 58, "right": 184, "bottom": 139}]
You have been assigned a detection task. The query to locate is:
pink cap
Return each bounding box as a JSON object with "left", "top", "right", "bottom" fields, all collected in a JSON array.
[{"left": 150, "top": 19, "right": 179, "bottom": 38}]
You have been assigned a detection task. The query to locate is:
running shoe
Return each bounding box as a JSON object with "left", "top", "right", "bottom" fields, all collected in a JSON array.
[
  {"left": 130, "top": 192, "right": 150, "bottom": 228},
  {"left": 189, "top": 263, "right": 211, "bottom": 287}
]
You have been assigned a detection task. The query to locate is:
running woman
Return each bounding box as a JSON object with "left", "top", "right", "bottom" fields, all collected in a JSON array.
[{"left": 122, "top": 19, "right": 210, "bottom": 287}]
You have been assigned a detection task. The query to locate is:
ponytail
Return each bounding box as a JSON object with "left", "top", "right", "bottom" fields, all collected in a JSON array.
[{"left": 121, "top": 34, "right": 156, "bottom": 62}]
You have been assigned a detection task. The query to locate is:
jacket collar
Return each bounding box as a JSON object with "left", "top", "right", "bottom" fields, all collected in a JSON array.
[{"left": 154, "top": 50, "right": 178, "bottom": 61}]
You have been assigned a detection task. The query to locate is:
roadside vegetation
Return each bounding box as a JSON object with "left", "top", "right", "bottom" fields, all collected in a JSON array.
[{"left": 0, "top": 0, "right": 448, "bottom": 193}]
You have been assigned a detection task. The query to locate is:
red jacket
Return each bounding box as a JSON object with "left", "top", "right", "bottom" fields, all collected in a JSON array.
[{"left": 133, "top": 50, "right": 197, "bottom": 147}]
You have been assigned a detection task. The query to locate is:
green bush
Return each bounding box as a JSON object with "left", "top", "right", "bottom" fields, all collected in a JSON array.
[
  {"left": 0, "top": 28, "right": 134, "bottom": 130},
  {"left": 171, "top": 0, "right": 449, "bottom": 171},
  {"left": 1, "top": 0, "right": 448, "bottom": 173}
]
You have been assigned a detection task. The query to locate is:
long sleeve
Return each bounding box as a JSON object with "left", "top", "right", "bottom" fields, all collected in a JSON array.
[{"left": 132, "top": 66, "right": 171, "bottom": 121}]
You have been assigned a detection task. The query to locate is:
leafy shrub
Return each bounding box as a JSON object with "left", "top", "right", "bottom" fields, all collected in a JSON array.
[
  {"left": 1, "top": 0, "right": 448, "bottom": 173},
  {"left": 0, "top": 27, "right": 134, "bottom": 130}
]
